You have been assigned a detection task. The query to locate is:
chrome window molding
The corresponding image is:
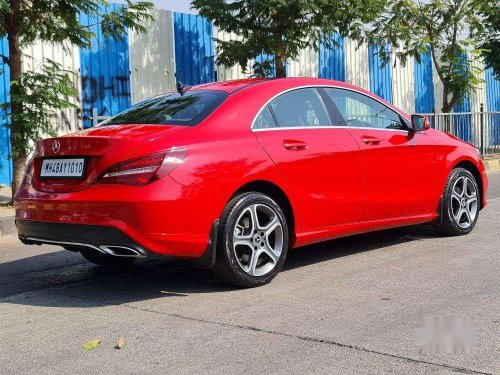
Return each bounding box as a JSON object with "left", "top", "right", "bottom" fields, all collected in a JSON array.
[
  {"left": 252, "top": 126, "right": 410, "bottom": 133},
  {"left": 250, "top": 84, "right": 412, "bottom": 133}
]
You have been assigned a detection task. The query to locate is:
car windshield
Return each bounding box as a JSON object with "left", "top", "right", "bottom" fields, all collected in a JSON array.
[{"left": 101, "top": 90, "right": 228, "bottom": 126}]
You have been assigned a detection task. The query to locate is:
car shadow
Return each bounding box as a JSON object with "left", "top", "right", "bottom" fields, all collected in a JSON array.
[{"left": 0, "top": 224, "right": 436, "bottom": 308}]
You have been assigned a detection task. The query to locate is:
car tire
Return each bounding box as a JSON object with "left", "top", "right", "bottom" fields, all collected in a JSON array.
[
  {"left": 79, "top": 248, "right": 136, "bottom": 268},
  {"left": 212, "top": 192, "right": 289, "bottom": 287},
  {"left": 433, "top": 168, "right": 480, "bottom": 236}
]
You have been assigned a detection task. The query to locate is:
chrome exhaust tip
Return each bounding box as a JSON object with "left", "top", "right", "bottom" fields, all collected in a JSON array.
[{"left": 99, "top": 245, "right": 144, "bottom": 258}]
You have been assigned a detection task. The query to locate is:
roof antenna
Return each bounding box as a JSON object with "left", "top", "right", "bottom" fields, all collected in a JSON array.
[{"left": 176, "top": 81, "right": 190, "bottom": 96}]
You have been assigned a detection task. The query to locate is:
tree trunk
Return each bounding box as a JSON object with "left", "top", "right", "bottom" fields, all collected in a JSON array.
[
  {"left": 442, "top": 87, "right": 454, "bottom": 114},
  {"left": 8, "top": 0, "right": 26, "bottom": 202},
  {"left": 275, "top": 54, "right": 286, "bottom": 78},
  {"left": 441, "top": 86, "right": 453, "bottom": 133}
]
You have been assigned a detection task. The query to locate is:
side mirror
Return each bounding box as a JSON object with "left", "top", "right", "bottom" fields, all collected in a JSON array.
[{"left": 411, "top": 114, "right": 431, "bottom": 131}]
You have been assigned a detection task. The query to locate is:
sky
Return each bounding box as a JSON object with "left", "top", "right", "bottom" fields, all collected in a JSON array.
[{"left": 115, "top": 0, "right": 195, "bottom": 13}]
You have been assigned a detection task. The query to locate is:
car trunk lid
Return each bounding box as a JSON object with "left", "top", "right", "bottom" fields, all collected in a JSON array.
[{"left": 32, "top": 124, "right": 186, "bottom": 193}]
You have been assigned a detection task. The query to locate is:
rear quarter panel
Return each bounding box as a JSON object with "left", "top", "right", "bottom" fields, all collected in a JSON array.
[{"left": 128, "top": 93, "right": 302, "bottom": 231}]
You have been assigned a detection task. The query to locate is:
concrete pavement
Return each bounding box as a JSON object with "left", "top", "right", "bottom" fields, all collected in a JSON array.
[{"left": 0, "top": 172, "right": 499, "bottom": 374}]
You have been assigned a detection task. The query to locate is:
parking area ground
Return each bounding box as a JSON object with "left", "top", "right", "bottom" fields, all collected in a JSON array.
[{"left": 0, "top": 172, "right": 499, "bottom": 374}]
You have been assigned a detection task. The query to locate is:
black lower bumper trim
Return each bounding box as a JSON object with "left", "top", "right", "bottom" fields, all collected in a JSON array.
[{"left": 16, "top": 220, "right": 148, "bottom": 256}]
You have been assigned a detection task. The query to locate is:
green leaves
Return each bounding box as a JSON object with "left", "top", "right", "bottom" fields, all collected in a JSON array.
[
  {"left": 101, "top": 0, "right": 154, "bottom": 41},
  {"left": 193, "top": 0, "right": 388, "bottom": 77},
  {"left": 367, "top": 0, "right": 487, "bottom": 112},
  {"left": 83, "top": 339, "right": 102, "bottom": 350},
  {"left": 1, "top": 59, "right": 79, "bottom": 157},
  {"left": 0, "top": 0, "right": 9, "bottom": 37},
  {"left": 475, "top": 0, "right": 500, "bottom": 78},
  {"left": 1, "top": 1, "right": 154, "bottom": 48}
]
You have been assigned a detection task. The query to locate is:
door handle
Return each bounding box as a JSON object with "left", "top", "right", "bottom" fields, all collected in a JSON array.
[
  {"left": 360, "top": 136, "right": 382, "bottom": 145},
  {"left": 283, "top": 141, "right": 308, "bottom": 150}
]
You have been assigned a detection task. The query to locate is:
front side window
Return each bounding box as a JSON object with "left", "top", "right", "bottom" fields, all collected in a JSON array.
[
  {"left": 101, "top": 90, "right": 228, "bottom": 127},
  {"left": 269, "top": 88, "right": 331, "bottom": 128},
  {"left": 324, "top": 88, "right": 406, "bottom": 130}
]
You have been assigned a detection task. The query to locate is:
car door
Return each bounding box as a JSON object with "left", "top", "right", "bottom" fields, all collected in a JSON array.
[
  {"left": 323, "top": 87, "right": 438, "bottom": 221},
  {"left": 252, "top": 87, "right": 362, "bottom": 229}
]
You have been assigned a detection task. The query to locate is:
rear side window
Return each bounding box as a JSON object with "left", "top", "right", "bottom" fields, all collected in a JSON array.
[
  {"left": 253, "top": 106, "right": 278, "bottom": 129},
  {"left": 269, "top": 88, "right": 331, "bottom": 128},
  {"left": 324, "top": 88, "right": 405, "bottom": 130},
  {"left": 101, "top": 90, "right": 228, "bottom": 127}
]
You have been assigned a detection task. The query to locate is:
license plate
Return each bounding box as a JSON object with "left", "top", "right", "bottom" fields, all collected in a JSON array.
[{"left": 40, "top": 158, "right": 86, "bottom": 178}]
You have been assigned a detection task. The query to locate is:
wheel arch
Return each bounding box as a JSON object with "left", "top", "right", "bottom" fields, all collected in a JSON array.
[{"left": 231, "top": 180, "right": 296, "bottom": 244}]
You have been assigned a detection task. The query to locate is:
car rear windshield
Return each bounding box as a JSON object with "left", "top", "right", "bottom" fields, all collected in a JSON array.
[{"left": 101, "top": 90, "right": 228, "bottom": 126}]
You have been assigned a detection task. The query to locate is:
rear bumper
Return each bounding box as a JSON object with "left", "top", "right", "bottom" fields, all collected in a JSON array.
[
  {"left": 14, "top": 175, "right": 227, "bottom": 259},
  {"left": 16, "top": 219, "right": 220, "bottom": 267},
  {"left": 17, "top": 220, "right": 148, "bottom": 257}
]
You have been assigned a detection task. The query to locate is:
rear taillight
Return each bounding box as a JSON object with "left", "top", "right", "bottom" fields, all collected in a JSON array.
[{"left": 97, "top": 149, "right": 186, "bottom": 186}]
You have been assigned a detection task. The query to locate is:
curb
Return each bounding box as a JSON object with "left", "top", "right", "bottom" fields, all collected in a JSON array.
[
  {"left": 484, "top": 158, "right": 500, "bottom": 172},
  {"left": 0, "top": 216, "right": 16, "bottom": 238}
]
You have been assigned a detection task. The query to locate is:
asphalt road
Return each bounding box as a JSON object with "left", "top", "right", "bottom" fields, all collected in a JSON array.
[{"left": 1, "top": 172, "right": 500, "bottom": 375}]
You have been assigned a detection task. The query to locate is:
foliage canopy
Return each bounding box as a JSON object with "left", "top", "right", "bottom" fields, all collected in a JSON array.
[
  {"left": 366, "top": 0, "right": 495, "bottom": 112},
  {"left": 192, "top": 0, "right": 387, "bottom": 77}
]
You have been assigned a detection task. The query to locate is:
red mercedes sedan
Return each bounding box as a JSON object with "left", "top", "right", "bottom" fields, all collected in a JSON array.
[{"left": 15, "top": 78, "right": 488, "bottom": 287}]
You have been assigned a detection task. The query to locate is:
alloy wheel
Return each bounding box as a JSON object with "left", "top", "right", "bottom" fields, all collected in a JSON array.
[
  {"left": 232, "top": 203, "right": 284, "bottom": 277},
  {"left": 450, "top": 176, "right": 478, "bottom": 229}
]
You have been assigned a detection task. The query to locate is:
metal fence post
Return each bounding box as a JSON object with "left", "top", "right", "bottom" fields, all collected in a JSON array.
[
  {"left": 92, "top": 108, "right": 98, "bottom": 128},
  {"left": 480, "top": 103, "right": 485, "bottom": 157}
]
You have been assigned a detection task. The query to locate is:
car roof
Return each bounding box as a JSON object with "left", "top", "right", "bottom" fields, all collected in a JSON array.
[
  {"left": 192, "top": 77, "right": 352, "bottom": 94},
  {"left": 190, "top": 77, "right": 371, "bottom": 96},
  {"left": 189, "top": 77, "right": 409, "bottom": 118},
  {"left": 191, "top": 78, "right": 268, "bottom": 93}
]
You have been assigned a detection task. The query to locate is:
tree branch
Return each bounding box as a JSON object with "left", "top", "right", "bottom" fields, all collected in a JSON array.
[
  {"left": 429, "top": 40, "right": 445, "bottom": 85},
  {"left": 447, "top": 91, "right": 461, "bottom": 111},
  {"left": 0, "top": 14, "right": 8, "bottom": 31}
]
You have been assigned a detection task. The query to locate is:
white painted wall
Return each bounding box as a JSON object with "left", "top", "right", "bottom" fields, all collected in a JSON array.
[
  {"left": 214, "top": 28, "right": 253, "bottom": 81},
  {"left": 470, "top": 58, "right": 487, "bottom": 112},
  {"left": 22, "top": 41, "right": 82, "bottom": 134},
  {"left": 345, "top": 39, "right": 369, "bottom": 90},
  {"left": 469, "top": 57, "right": 487, "bottom": 145},
  {"left": 129, "top": 9, "right": 176, "bottom": 104},
  {"left": 391, "top": 47, "right": 415, "bottom": 114},
  {"left": 287, "top": 46, "right": 319, "bottom": 78}
]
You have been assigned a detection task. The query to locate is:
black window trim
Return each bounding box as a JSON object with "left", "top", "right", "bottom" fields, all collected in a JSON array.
[
  {"left": 317, "top": 87, "right": 347, "bottom": 126},
  {"left": 267, "top": 104, "right": 281, "bottom": 128},
  {"left": 254, "top": 104, "right": 280, "bottom": 129}
]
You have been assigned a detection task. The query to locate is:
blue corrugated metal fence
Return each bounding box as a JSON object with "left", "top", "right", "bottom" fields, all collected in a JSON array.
[
  {"left": 79, "top": 3, "right": 132, "bottom": 128},
  {"left": 486, "top": 67, "right": 500, "bottom": 145},
  {"left": 255, "top": 53, "right": 276, "bottom": 78},
  {"left": 453, "top": 96, "right": 472, "bottom": 143},
  {"left": 173, "top": 13, "right": 214, "bottom": 85},
  {"left": 368, "top": 43, "right": 393, "bottom": 103},
  {"left": 414, "top": 51, "right": 435, "bottom": 113},
  {"left": 318, "top": 34, "right": 345, "bottom": 81},
  {"left": 0, "top": 36, "right": 12, "bottom": 186},
  {"left": 452, "top": 53, "right": 472, "bottom": 142}
]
